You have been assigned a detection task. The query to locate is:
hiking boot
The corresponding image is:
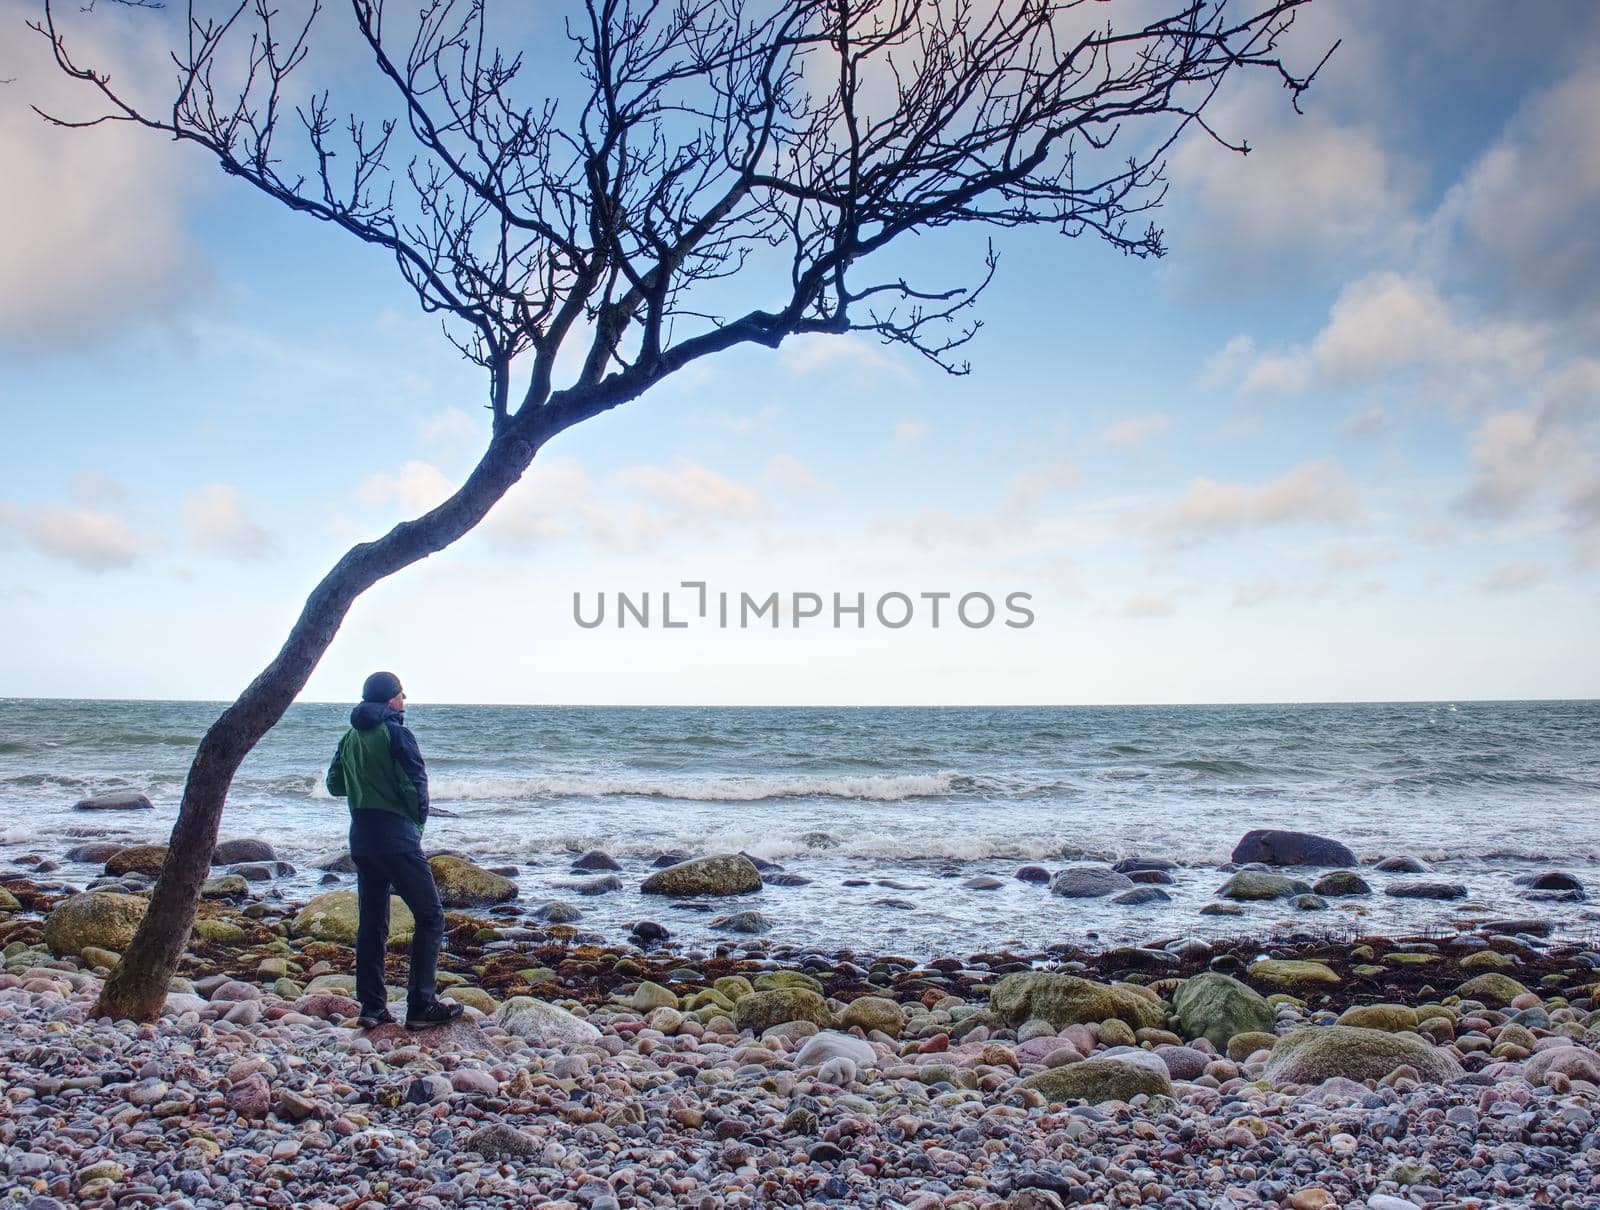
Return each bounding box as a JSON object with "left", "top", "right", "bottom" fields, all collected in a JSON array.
[
  {"left": 356, "top": 1008, "right": 396, "bottom": 1029},
  {"left": 405, "top": 999, "right": 464, "bottom": 1030}
]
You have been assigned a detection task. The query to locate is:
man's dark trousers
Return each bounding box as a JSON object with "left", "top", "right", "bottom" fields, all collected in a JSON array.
[{"left": 353, "top": 848, "right": 445, "bottom": 1017}]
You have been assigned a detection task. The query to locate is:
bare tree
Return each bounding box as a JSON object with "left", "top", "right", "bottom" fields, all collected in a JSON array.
[{"left": 34, "top": 0, "right": 1328, "bottom": 1021}]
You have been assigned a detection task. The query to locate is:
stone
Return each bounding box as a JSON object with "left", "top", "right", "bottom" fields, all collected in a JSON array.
[
  {"left": 796, "top": 1032, "right": 877, "bottom": 1068},
  {"left": 1152, "top": 1044, "right": 1210, "bottom": 1079},
  {"left": 42, "top": 892, "right": 147, "bottom": 958},
  {"left": 104, "top": 844, "right": 168, "bottom": 876},
  {"left": 192, "top": 918, "right": 248, "bottom": 944},
  {"left": 226, "top": 1074, "right": 271, "bottom": 1118},
  {"left": 629, "top": 981, "right": 679, "bottom": 1012},
  {"left": 212, "top": 838, "right": 276, "bottom": 864},
  {"left": 1290, "top": 894, "right": 1328, "bottom": 910},
  {"left": 641, "top": 853, "right": 763, "bottom": 897},
  {"left": 1384, "top": 882, "right": 1468, "bottom": 899},
  {"left": 492, "top": 996, "right": 602, "bottom": 1045},
  {"left": 839, "top": 995, "right": 906, "bottom": 1038},
  {"left": 571, "top": 849, "right": 622, "bottom": 871},
  {"left": 1374, "top": 855, "right": 1430, "bottom": 873},
  {"left": 1525, "top": 870, "right": 1585, "bottom": 892},
  {"left": 428, "top": 855, "right": 518, "bottom": 907},
  {"left": 1457, "top": 973, "right": 1530, "bottom": 1007},
  {"left": 990, "top": 973, "right": 1166, "bottom": 1032},
  {"left": 733, "top": 988, "right": 832, "bottom": 1034},
  {"left": 292, "top": 890, "right": 414, "bottom": 944},
  {"left": 1459, "top": 950, "right": 1518, "bottom": 972},
  {"left": 1111, "top": 887, "right": 1171, "bottom": 905},
  {"left": 64, "top": 842, "right": 125, "bottom": 863},
  {"left": 74, "top": 791, "right": 153, "bottom": 811},
  {"left": 536, "top": 900, "right": 584, "bottom": 922},
  {"left": 710, "top": 910, "right": 771, "bottom": 933},
  {"left": 79, "top": 945, "right": 121, "bottom": 970},
  {"left": 1337, "top": 1004, "right": 1418, "bottom": 1031},
  {"left": 1217, "top": 871, "right": 1312, "bottom": 900},
  {"left": 1248, "top": 959, "right": 1341, "bottom": 989},
  {"left": 1230, "top": 829, "right": 1356, "bottom": 867},
  {"left": 1170, "top": 973, "right": 1275, "bottom": 1050},
  {"left": 564, "top": 874, "right": 623, "bottom": 895},
  {"left": 1311, "top": 870, "right": 1371, "bottom": 896},
  {"left": 201, "top": 875, "right": 250, "bottom": 899},
  {"left": 441, "top": 986, "right": 498, "bottom": 1013},
  {"left": 312, "top": 850, "right": 358, "bottom": 873},
  {"left": 467, "top": 1123, "right": 540, "bottom": 1157},
  {"left": 962, "top": 875, "right": 1005, "bottom": 890},
  {"left": 1226, "top": 1032, "right": 1278, "bottom": 1061},
  {"left": 1264, "top": 1026, "right": 1463, "bottom": 1085},
  {"left": 1014, "top": 865, "right": 1051, "bottom": 883},
  {"left": 1526, "top": 1046, "right": 1600, "bottom": 1086},
  {"left": 1126, "top": 869, "right": 1175, "bottom": 884},
  {"left": 1019, "top": 1057, "right": 1172, "bottom": 1104},
  {"left": 1199, "top": 902, "right": 1243, "bottom": 916},
  {"left": 1049, "top": 866, "right": 1135, "bottom": 897}
]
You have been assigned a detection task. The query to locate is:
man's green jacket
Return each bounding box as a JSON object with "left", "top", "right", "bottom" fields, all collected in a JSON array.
[{"left": 326, "top": 701, "right": 430, "bottom": 850}]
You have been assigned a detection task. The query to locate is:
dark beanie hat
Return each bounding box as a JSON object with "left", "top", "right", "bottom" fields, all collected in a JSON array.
[{"left": 362, "top": 671, "right": 404, "bottom": 703}]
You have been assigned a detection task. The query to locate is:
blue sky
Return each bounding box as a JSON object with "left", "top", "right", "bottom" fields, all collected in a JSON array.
[{"left": 2, "top": 0, "right": 1597, "bottom": 705}]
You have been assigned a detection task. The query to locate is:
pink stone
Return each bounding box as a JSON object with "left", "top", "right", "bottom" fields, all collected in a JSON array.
[
  {"left": 1526, "top": 1047, "right": 1600, "bottom": 1086},
  {"left": 293, "top": 993, "right": 361, "bottom": 1021},
  {"left": 449, "top": 1068, "right": 499, "bottom": 1095},
  {"left": 226, "top": 1074, "right": 271, "bottom": 1118},
  {"left": 917, "top": 1033, "right": 949, "bottom": 1054},
  {"left": 1062, "top": 1024, "right": 1097, "bottom": 1054},
  {"left": 1510, "top": 993, "right": 1542, "bottom": 1010}
]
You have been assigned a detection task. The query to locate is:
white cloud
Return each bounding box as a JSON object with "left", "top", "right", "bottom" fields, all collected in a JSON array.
[
  {"left": 71, "top": 470, "right": 131, "bottom": 506},
  {"left": 778, "top": 334, "right": 910, "bottom": 380},
  {"left": 183, "top": 484, "right": 276, "bottom": 560},
  {"left": 1138, "top": 461, "right": 1362, "bottom": 544},
  {"left": 614, "top": 459, "right": 760, "bottom": 518},
  {"left": 2, "top": 502, "right": 144, "bottom": 572},
  {"left": 763, "top": 454, "right": 824, "bottom": 496},
  {"left": 1000, "top": 459, "right": 1080, "bottom": 517},
  {"left": 419, "top": 407, "right": 482, "bottom": 448},
  {"left": 1482, "top": 562, "right": 1549, "bottom": 594},
  {"left": 1100, "top": 414, "right": 1172, "bottom": 450},
  {"left": 1231, "top": 578, "right": 1279, "bottom": 608},
  {"left": 1458, "top": 359, "right": 1600, "bottom": 525},
  {"left": 357, "top": 460, "right": 455, "bottom": 514},
  {"left": 1343, "top": 406, "right": 1389, "bottom": 438},
  {"left": 0, "top": 5, "right": 210, "bottom": 351}
]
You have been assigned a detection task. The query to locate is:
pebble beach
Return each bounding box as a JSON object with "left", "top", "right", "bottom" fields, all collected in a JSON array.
[{"left": 6, "top": 822, "right": 1600, "bottom": 1209}]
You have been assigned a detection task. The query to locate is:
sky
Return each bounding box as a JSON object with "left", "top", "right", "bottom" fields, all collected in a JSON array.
[{"left": 1, "top": 0, "right": 1598, "bottom": 706}]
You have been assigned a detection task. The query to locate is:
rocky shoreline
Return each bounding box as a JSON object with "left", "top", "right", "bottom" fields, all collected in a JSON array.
[{"left": 4, "top": 829, "right": 1600, "bottom": 1208}]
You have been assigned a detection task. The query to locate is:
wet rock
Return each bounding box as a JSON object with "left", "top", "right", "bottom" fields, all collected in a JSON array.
[
  {"left": 1384, "top": 882, "right": 1468, "bottom": 900},
  {"left": 711, "top": 910, "right": 771, "bottom": 933},
  {"left": 962, "top": 875, "right": 1005, "bottom": 890},
  {"left": 630, "top": 920, "right": 669, "bottom": 942},
  {"left": 201, "top": 875, "right": 250, "bottom": 900},
  {"left": 1290, "top": 893, "right": 1328, "bottom": 910},
  {"left": 1526, "top": 1046, "right": 1600, "bottom": 1086},
  {"left": 1049, "top": 866, "right": 1135, "bottom": 898},
  {"left": 1456, "top": 972, "right": 1530, "bottom": 1007},
  {"left": 429, "top": 855, "right": 519, "bottom": 907},
  {"left": 764, "top": 872, "right": 813, "bottom": 886},
  {"left": 641, "top": 853, "right": 763, "bottom": 897},
  {"left": 536, "top": 900, "right": 584, "bottom": 922},
  {"left": 1374, "top": 855, "right": 1430, "bottom": 873},
  {"left": 1520, "top": 870, "right": 1585, "bottom": 893},
  {"left": 1311, "top": 870, "right": 1371, "bottom": 896},
  {"left": 1014, "top": 865, "right": 1051, "bottom": 883},
  {"left": 1112, "top": 857, "right": 1178, "bottom": 874},
  {"left": 733, "top": 988, "right": 832, "bottom": 1034},
  {"left": 571, "top": 849, "right": 622, "bottom": 871},
  {"left": 312, "top": 850, "right": 358, "bottom": 873},
  {"left": 1248, "top": 959, "right": 1340, "bottom": 989},
  {"left": 1217, "top": 871, "right": 1312, "bottom": 900},
  {"left": 1231, "top": 829, "right": 1356, "bottom": 867},
  {"left": 1126, "top": 869, "right": 1175, "bottom": 884},
  {"left": 990, "top": 973, "right": 1166, "bottom": 1032},
  {"left": 64, "top": 842, "right": 125, "bottom": 863},
  {"left": 1111, "top": 887, "right": 1171, "bottom": 905},
  {"left": 839, "top": 995, "right": 905, "bottom": 1037},
  {"left": 563, "top": 874, "right": 623, "bottom": 896},
  {"left": 212, "top": 838, "right": 276, "bottom": 864},
  {"left": 74, "top": 791, "right": 153, "bottom": 811},
  {"left": 104, "top": 844, "right": 167, "bottom": 876}
]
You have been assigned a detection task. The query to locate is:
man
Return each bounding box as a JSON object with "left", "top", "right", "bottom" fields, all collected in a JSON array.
[{"left": 325, "top": 671, "right": 462, "bottom": 1030}]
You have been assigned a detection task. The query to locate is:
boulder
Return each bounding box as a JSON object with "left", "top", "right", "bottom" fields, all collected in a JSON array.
[
  {"left": 535, "top": 900, "right": 583, "bottom": 923},
  {"left": 312, "top": 850, "right": 358, "bottom": 873},
  {"left": 1227, "top": 1032, "right": 1279, "bottom": 1061},
  {"left": 64, "top": 842, "right": 125, "bottom": 863},
  {"left": 796, "top": 1032, "right": 877, "bottom": 1068},
  {"left": 710, "top": 910, "right": 770, "bottom": 934},
  {"left": 492, "top": 996, "right": 601, "bottom": 1045},
  {"left": 1019, "top": 1056, "right": 1172, "bottom": 1104},
  {"left": 1526, "top": 1046, "right": 1600, "bottom": 1086},
  {"left": 839, "top": 995, "right": 905, "bottom": 1038},
  {"left": 0, "top": 888, "right": 20, "bottom": 912},
  {"left": 1152, "top": 1044, "right": 1211, "bottom": 1080},
  {"left": 571, "top": 850, "right": 622, "bottom": 871},
  {"left": 1311, "top": 870, "right": 1371, "bottom": 897},
  {"left": 1264, "top": 1025, "right": 1463, "bottom": 1085},
  {"left": 104, "top": 844, "right": 168, "bottom": 876},
  {"left": 74, "top": 792, "right": 153, "bottom": 811},
  {"left": 1112, "top": 857, "right": 1178, "bottom": 874},
  {"left": 1014, "top": 865, "right": 1052, "bottom": 883},
  {"left": 733, "top": 988, "right": 832, "bottom": 1034},
  {"left": 192, "top": 918, "right": 248, "bottom": 944},
  {"left": 1384, "top": 882, "right": 1467, "bottom": 900},
  {"left": 1374, "top": 855, "right": 1429, "bottom": 873},
  {"left": 1112, "top": 887, "right": 1171, "bottom": 905},
  {"left": 1049, "top": 866, "right": 1135, "bottom": 898},
  {"left": 1247, "top": 959, "right": 1341, "bottom": 989},
  {"left": 641, "top": 853, "right": 763, "bottom": 897},
  {"left": 1456, "top": 973, "right": 1530, "bottom": 1008},
  {"left": 1170, "top": 972, "right": 1274, "bottom": 1050},
  {"left": 467, "top": 1123, "right": 541, "bottom": 1158},
  {"left": 1230, "top": 830, "right": 1356, "bottom": 868},
  {"left": 428, "top": 855, "right": 518, "bottom": 907},
  {"left": 1336, "top": 1004, "right": 1418, "bottom": 1032},
  {"left": 42, "top": 892, "right": 148, "bottom": 957},
  {"left": 201, "top": 875, "right": 250, "bottom": 900},
  {"left": 1217, "top": 871, "right": 1312, "bottom": 900},
  {"left": 292, "top": 890, "right": 413, "bottom": 944},
  {"left": 1523, "top": 870, "right": 1585, "bottom": 893},
  {"left": 212, "top": 838, "right": 276, "bottom": 864},
  {"left": 990, "top": 973, "right": 1166, "bottom": 1032}
]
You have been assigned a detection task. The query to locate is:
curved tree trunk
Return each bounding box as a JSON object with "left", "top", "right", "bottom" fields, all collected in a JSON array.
[{"left": 93, "top": 422, "right": 549, "bottom": 1020}]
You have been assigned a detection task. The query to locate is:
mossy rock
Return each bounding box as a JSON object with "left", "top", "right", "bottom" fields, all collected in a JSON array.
[
  {"left": 1019, "top": 1057, "right": 1173, "bottom": 1104},
  {"left": 42, "top": 892, "right": 148, "bottom": 958},
  {"left": 1457, "top": 973, "right": 1530, "bottom": 1008},
  {"left": 1311, "top": 870, "right": 1371, "bottom": 897},
  {"left": 1247, "top": 959, "right": 1341, "bottom": 989},
  {"left": 1226, "top": 1031, "right": 1279, "bottom": 1061},
  {"left": 714, "top": 976, "right": 755, "bottom": 999},
  {"left": 79, "top": 945, "right": 122, "bottom": 970},
  {"left": 441, "top": 986, "right": 498, "bottom": 1013},
  {"left": 686, "top": 988, "right": 736, "bottom": 1013},
  {"left": 1337, "top": 1003, "right": 1418, "bottom": 1032},
  {"left": 105, "top": 844, "right": 168, "bottom": 877},
  {"left": 292, "top": 890, "right": 413, "bottom": 945},
  {"left": 641, "top": 853, "right": 763, "bottom": 897},
  {"left": 429, "top": 855, "right": 519, "bottom": 907},
  {"left": 1264, "top": 1025, "right": 1463, "bottom": 1085},
  {"left": 733, "top": 988, "right": 832, "bottom": 1034},
  {"left": 192, "top": 918, "right": 249, "bottom": 945},
  {"left": 1217, "top": 872, "right": 1312, "bottom": 901},
  {"left": 990, "top": 973, "right": 1167, "bottom": 1032},
  {"left": 0, "top": 888, "right": 21, "bottom": 912},
  {"left": 753, "top": 971, "right": 823, "bottom": 996},
  {"left": 1352, "top": 963, "right": 1388, "bottom": 977},
  {"left": 1171, "top": 973, "right": 1275, "bottom": 1050},
  {"left": 839, "top": 995, "right": 905, "bottom": 1038},
  {"left": 201, "top": 875, "right": 250, "bottom": 900},
  {"left": 1383, "top": 952, "right": 1439, "bottom": 966},
  {"left": 1460, "top": 950, "right": 1518, "bottom": 972},
  {"left": 629, "top": 981, "right": 679, "bottom": 1012}
]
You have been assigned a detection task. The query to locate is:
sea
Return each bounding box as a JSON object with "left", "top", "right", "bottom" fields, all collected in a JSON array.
[{"left": 2, "top": 698, "right": 1598, "bottom": 957}]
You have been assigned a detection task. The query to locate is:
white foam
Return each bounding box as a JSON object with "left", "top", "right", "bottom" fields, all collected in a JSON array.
[{"left": 425, "top": 771, "right": 964, "bottom": 804}]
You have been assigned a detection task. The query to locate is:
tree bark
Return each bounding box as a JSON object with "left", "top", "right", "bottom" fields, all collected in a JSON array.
[{"left": 92, "top": 423, "right": 548, "bottom": 1021}]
